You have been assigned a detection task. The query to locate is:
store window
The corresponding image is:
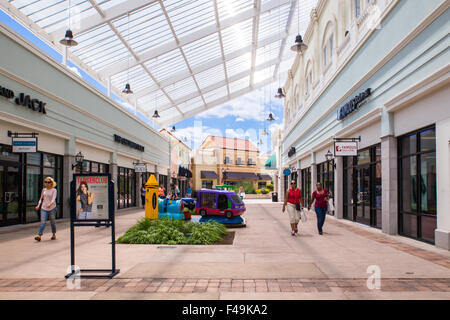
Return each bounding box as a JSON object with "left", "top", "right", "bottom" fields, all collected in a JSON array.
[
  {"left": 258, "top": 182, "right": 267, "bottom": 189},
  {"left": 74, "top": 160, "right": 109, "bottom": 174},
  {"left": 25, "top": 152, "right": 63, "bottom": 224},
  {"left": 301, "top": 167, "right": 311, "bottom": 207},
  {"left": 398, "top": 126, "right": 436, "bottom": 243},
  {"left": 202, "top": 180, "right": 213, "bottom": 189},
  {"left": 159, "top": 174, "right": 168, "bottom": 190},
  {"left": 117, "top": 167, "right": 136, "bottom": 209},
  {"left": 343, "top": 144, "right": 382, "bottom": 228},
  {"left": 317, "top": 160, "right": 335, "bottom": 214}
]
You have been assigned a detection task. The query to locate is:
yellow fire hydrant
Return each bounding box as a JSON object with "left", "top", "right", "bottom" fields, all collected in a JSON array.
[{"left": 145, "top": 174, "right": 159, "bottom": 219}]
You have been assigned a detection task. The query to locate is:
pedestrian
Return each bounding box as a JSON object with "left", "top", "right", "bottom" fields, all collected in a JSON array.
[
  {"left": 282, "top": 179, "right": 303, "bottom": 236},
  {"left": 239, "top": 186, "right": 245, "bottom": 202},
  {"left": 158, "top": 184, "right": 166, "bottom": 198},
  {"left": 308, "top": 182, "right": 329, "bottom": 235},
  {"left": 141, "top": 184, "right": 146, "bottom": 208},
  {"left": 175, "top": 184, "right": 181, "bottom": 199},
  {"left": 186, "top": 184, "right": 192, "bottom": 198},
  {"left": 34, "top": 177, "right": 57, "bottom": 242}
]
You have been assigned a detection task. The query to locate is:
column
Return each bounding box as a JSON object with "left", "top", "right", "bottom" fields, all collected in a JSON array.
[
  {"left": 297, "top": 159, "right": 301, "bottom": 187},
  {"left": 62, "top": 136, "right": 76, "bottom": 219},
  {"left": 137, "top": 170, "right": 142, "bottom": 208},
  {"left": 311, "top": 152, "right": 317, "bottom": 193},
  {"left": 334, "top": 156, "right": 344, "bottom": 219},
  {"left": 109, "top": 151, "right": 118, "bottom": 210},
  {"left": 435, "top": 118, "right": 450, "bottom": 250},
  {"left": 381, "top": 136, "right": 398, "bottom": 235},
  {"left": 154, "top": 165, "right": 159, "bottom": 185}
]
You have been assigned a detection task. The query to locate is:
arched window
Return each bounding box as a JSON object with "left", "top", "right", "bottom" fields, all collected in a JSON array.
[
  {"left": 305, "top": 60, "right": 313, "bottom": 96},
  {"left": 322, "top": 21, "right": 335, "bottom": 72}
]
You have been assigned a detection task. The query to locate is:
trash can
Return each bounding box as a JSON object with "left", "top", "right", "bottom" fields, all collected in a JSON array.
[{"left": 272, "top": 192, "right": 278, "bottom": 202}]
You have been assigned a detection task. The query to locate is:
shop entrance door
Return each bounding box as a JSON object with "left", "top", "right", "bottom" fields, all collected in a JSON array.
[
  {"left": 355, "top": 165, "right": 371, "bottom": 225},
  {"left": 0, "top": 162, "right": 21, "bottom": 226}
]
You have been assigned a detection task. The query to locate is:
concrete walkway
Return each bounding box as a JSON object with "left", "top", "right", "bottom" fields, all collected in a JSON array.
[{"left": 0, "top": 203, "right": 449, "bottom": 300}]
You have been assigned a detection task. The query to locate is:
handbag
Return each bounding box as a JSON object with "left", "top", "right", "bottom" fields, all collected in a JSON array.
[
  {"left": 327, "top": 198, "right": 335, "bottom": 212},
  {"left": 295, "top": 203, "right": 301, "bottom": 211},
  {"left": 301, "top": 208, "right": 308, "bottom": 222}
]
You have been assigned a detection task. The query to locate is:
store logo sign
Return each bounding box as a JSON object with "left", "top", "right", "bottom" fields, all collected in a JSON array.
[
  {"left": 337, "top": 88, "right": 371, "bottom": 121},
  {"left": 0, "top": 85, "right": 47, "bottom": 114},
  {"left": 114, "top": 134, "right": 145, "bottom": 152}
]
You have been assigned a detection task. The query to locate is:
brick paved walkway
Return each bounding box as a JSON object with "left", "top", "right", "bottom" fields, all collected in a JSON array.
[{"left": 0, "top": 278, "right": 448, "bottom": 293}]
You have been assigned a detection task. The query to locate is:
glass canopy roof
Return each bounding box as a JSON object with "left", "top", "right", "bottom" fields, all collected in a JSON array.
[{"left": 5, "top": 0, "right": 317, "bottom": 127}]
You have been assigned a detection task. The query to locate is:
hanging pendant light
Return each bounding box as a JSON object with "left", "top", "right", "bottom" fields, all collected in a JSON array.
[
  {"left": 122, "top": 13, "right": 133, "bottom": 94},
  {"left": 267, "top": 113, "right": 275, "bottom": 121},
  {"left": 290, "top": 2, "right": 308, "bottom": 53},
  {"left": 263, "top": 128, "right": 268, "bottom": 136},
  {"left": 152, "top": 110, "right": 160, "bottom": 118},
  {"left": 171, "top": 126, "right": 176, "bottom": 132},
  {"left": 60, "top": 0, "right": 78, "bottom": 47},
  {"left": 275, "top": 87, "right": 285, "bottom": 99},
  {"left": 122, "top": 83, "right": 133, "bottom": 94}
]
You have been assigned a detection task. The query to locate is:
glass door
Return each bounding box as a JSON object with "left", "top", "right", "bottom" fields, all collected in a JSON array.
[
  {"left": 355, "top": 166, "right": 371, "bottom": 225},
  {"left": 0, "top": 163, "right": 21, "bottom": 226}
]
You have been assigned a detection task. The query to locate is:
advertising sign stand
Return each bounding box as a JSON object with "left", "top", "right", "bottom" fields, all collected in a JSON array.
[{"left": 65, "top": 173, "right": 119, "bottom": 279}]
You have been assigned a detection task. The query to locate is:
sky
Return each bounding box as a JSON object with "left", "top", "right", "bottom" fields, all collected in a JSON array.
[{"left": 1, "top": 8, "right": 285, "bottom": 155}]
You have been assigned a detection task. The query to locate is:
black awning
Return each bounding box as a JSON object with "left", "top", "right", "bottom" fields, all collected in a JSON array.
[
  {"left": 200, "top": 170, "right": 219, "bottom": 179},
  {"left": 226, "top": 172, "right": 258, "bottom": 180},
  {"left": 178, "top": 166, "right": 192, "bottom": 178},
  {"left": 258, "top": 174, "right": 273, "bottom": 181}
]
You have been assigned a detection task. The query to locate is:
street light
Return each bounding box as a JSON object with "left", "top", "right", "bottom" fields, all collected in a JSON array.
[
  {"left": 325, "top": 149, "right": 336, "bottom": 169},
  {"left": 221, "top": 168, "right": 229, "bottom": 184}
]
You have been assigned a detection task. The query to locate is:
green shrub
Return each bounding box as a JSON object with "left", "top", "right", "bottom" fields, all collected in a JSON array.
[
  {"left": 266, "top": 184, "right": 274, "bottom": 191},
  {"left": 261, "top": 189, "right": 269, "bottom": 194},
  {"left": 117, "top": 218, "right": 227, "bottom": 245}
]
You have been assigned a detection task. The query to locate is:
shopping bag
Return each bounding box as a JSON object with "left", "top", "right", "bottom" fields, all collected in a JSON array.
[
  {"left": 301, "top": 208, "right": 308, "bottom": 222},
  {"left": 327, "top": 198, "right": 335, "bottom": 212}
]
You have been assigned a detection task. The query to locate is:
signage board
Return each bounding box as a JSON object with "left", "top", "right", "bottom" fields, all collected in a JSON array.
[
  {"left": 283, "top": 168, "right": 291, "bottom": 176},
  {"left": 73, "top": 174, "right": 111, "bottom": 221},
  {"left": 135, "top": 164, "right": 147, "bottom": 172},
  {"left": 334, "top": 141, "right": 358, "bottom": 156},
  {"left": 12, "top": 137, "right": 37, "bottom": 152}
]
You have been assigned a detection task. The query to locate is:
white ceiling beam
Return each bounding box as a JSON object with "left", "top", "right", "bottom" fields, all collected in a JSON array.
[
  {"left": 250, "top": 0, "right": 262, "bottom": 89},
  {"left": 98, "top": 0, "right": 291, "bottom": 78},
  {"left": 158, "top": 76, "right": 276, "bottom": 127},
  {"left": 144, "top": 57, "right": 283, "bottom": 113},
  {"left": 133, "top": 33, "right": 287, "bottom": 99},
  {"left": 213, "top": 0, "right": 231, "bottom": 97},
  {"left": 49, "top": 0, "right": 159, "bottom": 39},
  {"left": 274, "top": 0, "right": 297, "bottom": 80}
]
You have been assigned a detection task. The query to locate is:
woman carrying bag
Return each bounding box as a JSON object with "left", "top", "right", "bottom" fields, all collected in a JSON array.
[
  {"left": 282, "top": 179, "right": 303, "bottom": 236},
  {"left": 34, "top": 177, "right": 57, "bottom": 242},
  {"left": 308, "top": 182, "right": 329, "bottom": 235}
]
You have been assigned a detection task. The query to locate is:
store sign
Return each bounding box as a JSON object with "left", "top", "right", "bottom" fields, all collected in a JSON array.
[
  {"left": 134, "top": 164, "right": 147, "bottom": 172},
  {"left": 334, "top": 141, "right": 358, "bottom": 156},
  {"left": 0, "top": 85, "right": 47, "bottom": 114},
  {"left": 114, "top": 134, "right": 144, "bottom": 152},
  {"left": 283, "top": 168, "right": 291, "bottom": 176},
  {"left": 12, "top": 137, "right": 38, "bottom": 153},
  {"left": 337, "top": 88, "right": 371, "bottom": 120}
]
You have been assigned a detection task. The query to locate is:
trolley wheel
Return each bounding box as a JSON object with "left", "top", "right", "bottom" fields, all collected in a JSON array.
[
  {"left": 200, "top": 209, "right": 207, "bottom": 217},
  {"left": 225, "top": 211, "right": 233, "bottom": 219}
]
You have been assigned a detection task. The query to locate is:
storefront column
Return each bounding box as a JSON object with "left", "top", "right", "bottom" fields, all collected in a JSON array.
[
  {"left": 381, "top": 135, "right": 398, "bottom": 235},
  {"left": 297, "top": 159, "right": 301, "bottom": 187},
  {"left": 137, "top": 171, "right": 143, "bottom": 208},
  {"left": 154, "top": 165, "right": 159, "bottom": 185},
  {"left": 311, "top": 153, "right": 317, "bottom": 194},
  {"left": 62, "top": 136, "right": 76, "bottom": 219},
  {"left": 109, "top": 151, "right": 118, "bottom": 210},
  {"left": 334, "top": 156, "right": 344, "bottom": 219},
  {"left": 435, "top": 118, "right": 450, "bottom": 250}
]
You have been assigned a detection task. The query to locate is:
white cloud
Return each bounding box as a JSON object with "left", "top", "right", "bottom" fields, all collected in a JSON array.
[
  {"left": 235, "top": 117, "right": 245, "bottom": 122},
  {"left": 68, "top": 66, "right": 82, "bottom": 78},
  {"left": 194, "top": 85, "right": 284, "bottom": 122}
]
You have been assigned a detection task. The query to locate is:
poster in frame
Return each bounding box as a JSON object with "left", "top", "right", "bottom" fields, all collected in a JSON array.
[{"left": 71, "top": 173, "right": 113, "bottom": 222}]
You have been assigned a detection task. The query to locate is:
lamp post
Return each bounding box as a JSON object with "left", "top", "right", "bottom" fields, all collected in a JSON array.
[
  {"left": 221, "top": 168, "right": 229, "bottom": 185},
  {"left": 72, "top": 151, "right": 84, "bottom": 171}
]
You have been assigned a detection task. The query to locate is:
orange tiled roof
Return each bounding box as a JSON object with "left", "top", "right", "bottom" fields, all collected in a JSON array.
[{"left": 209, "top": 136, "right": 259, "bottom": 152}]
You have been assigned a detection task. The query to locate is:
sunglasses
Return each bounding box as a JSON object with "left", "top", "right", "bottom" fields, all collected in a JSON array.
[{"left": 45, "top": 181, "right": 52, "bottom": 184}]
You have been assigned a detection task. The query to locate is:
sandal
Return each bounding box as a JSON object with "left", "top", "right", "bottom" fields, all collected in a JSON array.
[
  {"left": 34, "top": 235, "right": 41, "bottom": 242},
  {"left": 291, "top": 230, "right": 296, "bottom": 236},
  {"left": 51, "top": 234, "right": 56, "bottom": 240}
]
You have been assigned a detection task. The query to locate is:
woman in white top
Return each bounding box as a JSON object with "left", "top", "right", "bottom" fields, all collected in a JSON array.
[{"left": 34, "top": 177, "right": 57, "bottom": 242}]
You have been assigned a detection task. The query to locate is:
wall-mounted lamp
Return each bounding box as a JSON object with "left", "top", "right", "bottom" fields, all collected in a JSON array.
[
  {"left": 72, "top": 151, "right": 84, "bottom": 170},
  {"left": 325, "top": 150, "right": 337, "bottom": 169}
]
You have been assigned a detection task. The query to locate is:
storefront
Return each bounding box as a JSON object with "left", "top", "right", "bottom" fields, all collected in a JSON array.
[
  {"left": 343, "top": 144, "right": 382, "bottom": 228},
  {"left": 280, "top": 0, "right": 449, "bottom": 249},
  {"left": 398, "top": 126, "right": 436, "bottom": 243},
  {"left": 0, "top": 24, "right": 170, "bottom": 226}
]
